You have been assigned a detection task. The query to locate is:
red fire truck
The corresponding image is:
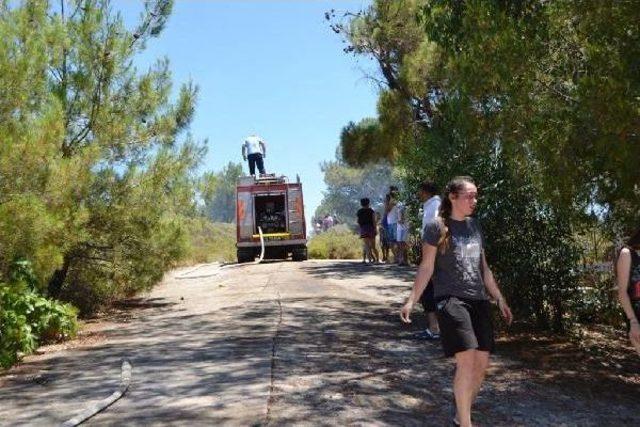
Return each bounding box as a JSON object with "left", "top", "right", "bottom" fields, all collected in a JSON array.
[{"left": 235, "top": 174, "right": 307, "bottom": 263}]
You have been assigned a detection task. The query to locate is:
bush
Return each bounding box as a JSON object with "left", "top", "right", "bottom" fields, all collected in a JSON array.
[
  {"left": 56, "top": 214, "right": 187, "bottom": 316},
  {"left": 182, "top": 219, "right": 236, "bottom": 264},
  {"left": 50, "top": 218, "right": 236, "bottom": 317},
  {"left": 0, "top": 262, "right": 78, "bottom": 368},
  {"left": 308, "top": 225, "right": 362, "bottom": 259},
  {"left": 567, "top": 268, "right": 621, "bottom": 326},
  {"left": 399, "top": 124, "right": 581, "bottom": 332}
]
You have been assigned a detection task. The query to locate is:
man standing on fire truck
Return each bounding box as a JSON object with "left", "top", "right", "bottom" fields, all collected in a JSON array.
[{"left": 242, "top": 134, "right": 267, "bottom": 176}]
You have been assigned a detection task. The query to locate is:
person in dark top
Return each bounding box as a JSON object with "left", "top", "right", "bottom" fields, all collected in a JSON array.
[
  {"left": 379, "top": 209, "right": 390, "bottom": 262},
  {"left": 357, "top": 198, "right": 379, "bottom": 264},
  {"left": 400, "top": 176, "right": 513, "bottom": 427},
  {"left": 616, "top": 226, "right": 640, "bottom": 355}
]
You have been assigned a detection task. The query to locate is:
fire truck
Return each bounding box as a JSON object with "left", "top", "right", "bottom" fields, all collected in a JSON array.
[{"left": 235, "top": 174, "right": 308, "bottom": 262}]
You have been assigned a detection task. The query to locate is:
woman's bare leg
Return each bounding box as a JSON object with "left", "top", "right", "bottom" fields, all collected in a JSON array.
[{"left": 454, "top": 349, "right": 477, "bottom": 427}]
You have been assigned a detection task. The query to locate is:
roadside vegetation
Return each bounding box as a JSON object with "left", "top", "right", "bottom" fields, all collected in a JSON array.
[
  {"left": 0, "top": 261, "right": 78, "bottom": 368},
  {"left": 314, "top": 162, "right": 396, "bottom": 228},
  {"left": 0, "top": 1, "right": 237, "bottom": 368},
  {"left": 325, "top": 0, "right": 639, "bottom": 334},
  {"left": 308, "top": 225, "right": 361, "bottom": 260},
  {"left": 182, "top": 221, "right": 237, "bottom": 264}
]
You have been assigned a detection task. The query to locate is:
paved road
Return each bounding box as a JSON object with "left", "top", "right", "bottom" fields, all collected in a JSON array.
[{"left": 0, "top": 260, "right": 637, "bottom": 426}]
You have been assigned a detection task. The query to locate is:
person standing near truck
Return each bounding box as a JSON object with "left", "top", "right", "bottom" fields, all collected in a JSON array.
[{"left": 242, "top": 134, "right": 267, "bottom": 176}]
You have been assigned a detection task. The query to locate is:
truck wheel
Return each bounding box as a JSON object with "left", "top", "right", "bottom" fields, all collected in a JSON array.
[
  {"left": 292, "top": 247, "right": 307, "bottom": 262},
  {"left": 237, "top": 249, "right": 254, "bottom": 263}
]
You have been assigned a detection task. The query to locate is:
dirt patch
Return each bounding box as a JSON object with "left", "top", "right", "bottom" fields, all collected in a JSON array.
[{"left": 497, "top": 324, "right": 640, "bottom": 399}]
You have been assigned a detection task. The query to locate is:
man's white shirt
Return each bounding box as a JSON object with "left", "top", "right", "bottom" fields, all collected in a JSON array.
[
  {"left": 421, "top": 195, "right": 441, "bottom": 233},
  {"left": 387, "top": 202, "right": 400, "bottom": 225},
  {"left": 244, "top": 135, "right": 265, "bottom": 155}
]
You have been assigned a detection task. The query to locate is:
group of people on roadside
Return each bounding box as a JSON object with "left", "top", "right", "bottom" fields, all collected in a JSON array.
[
  {"left": 311, "top": 214, "right": 342, "bottom": 235},
  {"left": 356, "top": 186, "right": 412, "bottom": 265},
  {"left": 356, "top": 182, "right": 443, "bottom": 339},
  {"left": 358, "top": 175, "right": 640, "bottom": 427}
]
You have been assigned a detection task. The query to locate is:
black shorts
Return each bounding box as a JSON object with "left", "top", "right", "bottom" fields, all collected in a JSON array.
[
  {"left": 436, "top": 296, "right": 495, "bottom": 357},
  {"left": 359, "top": 224, "right": 377, "bottom": 238},
  {"left": 419, "top": 281, "right": 436, "bottom": 313}
]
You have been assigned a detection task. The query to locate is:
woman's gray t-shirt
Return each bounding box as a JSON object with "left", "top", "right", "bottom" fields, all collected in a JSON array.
[{"left": 422, "top": 217, "right": 488, "bottom": 301}]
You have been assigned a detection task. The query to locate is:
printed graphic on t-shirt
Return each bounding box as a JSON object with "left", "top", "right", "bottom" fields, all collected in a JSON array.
[
  {"left": 461, "top": 241, "right": 481, "bottom": 259},
  {"left": 453, "top": 235, "right": 482, "bottom": 284},
  {"left": 423, "top": 218, "right": 488, "bottom": 300}
]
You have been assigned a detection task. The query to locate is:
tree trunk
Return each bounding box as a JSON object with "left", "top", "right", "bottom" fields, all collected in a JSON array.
[{"left": 47, "top": 253, "right": 72, "bottom": 299}]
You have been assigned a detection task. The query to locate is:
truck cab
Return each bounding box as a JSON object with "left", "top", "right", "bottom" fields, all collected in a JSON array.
[{"left": 235, "top": 174, "right": 308, "bottom": 262}]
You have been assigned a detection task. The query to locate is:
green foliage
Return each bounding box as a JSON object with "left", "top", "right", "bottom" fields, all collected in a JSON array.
[
  {"left": 477, "top": 158, "right": 581, "bottom": 331},
  {"left": 419, "top": 0, "right": 640, "bottom": 228},
  {"left": 0, "top": 1, "right": 209, "bottom": 315},
  {"left": 567, "top": 272, "right": 621, "bottom": 326},
  {"left": 0, "top": 261, "right": 78, "bottom": 369},
  {"left": 330, "top": 0, "right": 640, "bottom": 331},
  {"left": 340, "top": 118, "right": 393, "bottom": 166},
  {"left": 182, "top": 220, "right": 237, "bottom": 264},
  {"left": 201, "top": 162, "right": 244, "bottom": 223},
  {"left": 398, "top": 115, "right": 582, "bottom": 331},
  {"left": 329, "top": 0, "right": 433, "bottom": 162},
  {"left": 333, "top": 0, "right": 640, "bottom": 229},
  {"left": 308, "top": 225, "right": 362, "bottom": 259},
  {"left": 315, "top": 161, "right": 396, "bottom": 227}
]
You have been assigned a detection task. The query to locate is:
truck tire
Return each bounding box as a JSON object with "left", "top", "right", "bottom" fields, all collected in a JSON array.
[
  {"left": 237, "top": 249, "right": 254, "bottom": 263},
  {"left": 292, "top": 247, "right": 308, "bottom": 262}
]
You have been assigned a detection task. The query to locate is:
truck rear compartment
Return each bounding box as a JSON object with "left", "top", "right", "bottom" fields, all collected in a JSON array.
[
  {"left": 254, "top": 194, "right": 287, "bottom": 234},
  {"left": 236, "top": 175, "right": 307, "bottom": 263}
]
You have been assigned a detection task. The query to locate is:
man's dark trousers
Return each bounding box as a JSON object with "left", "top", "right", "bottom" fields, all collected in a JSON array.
[
  {"left": 420, "top": 281, "right": 437, "bottom": 313},
  {"left": 248, "top": 153, "right": 265, "bottom": 175}
]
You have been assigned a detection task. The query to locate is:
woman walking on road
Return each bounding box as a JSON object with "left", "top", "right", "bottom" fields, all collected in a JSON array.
[
  {"left": 616, "top": 226, "right": 640, "bottom": 355},
  {"left": 400, "top": 176, "right": 513, "bottom": 427}
]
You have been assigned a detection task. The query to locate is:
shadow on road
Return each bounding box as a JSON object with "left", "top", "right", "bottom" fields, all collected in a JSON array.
[
  {"left": 0, "top": 262, "right": 637, "bottom": 426},
  {"left": 302, "top": 260, "right": 416, "bottom": 282}
]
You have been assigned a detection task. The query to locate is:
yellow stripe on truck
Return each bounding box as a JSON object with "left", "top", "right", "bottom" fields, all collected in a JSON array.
[{"left": 252, "top": 233, "right": 291, "bottom": 239}]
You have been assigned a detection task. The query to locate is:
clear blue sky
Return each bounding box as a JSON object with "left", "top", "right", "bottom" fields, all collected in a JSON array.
[{"left": 116, "top": 0, "right": 377, "bottom": 224}]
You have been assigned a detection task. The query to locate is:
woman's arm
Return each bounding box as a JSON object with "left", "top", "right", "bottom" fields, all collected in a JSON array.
[
  {"left": 617, "top": 249, "right": 638, "bottom": 323},
  {"left": 482, "top": 253, "right": 513, "bottom": 325},
  {"left": 400, "top": 243, "right": 437, "bottom": 323}
]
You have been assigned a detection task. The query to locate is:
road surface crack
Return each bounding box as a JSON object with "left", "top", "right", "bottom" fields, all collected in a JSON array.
[{"left": 265, "top": 287, "right": 283, "bottom": 425}]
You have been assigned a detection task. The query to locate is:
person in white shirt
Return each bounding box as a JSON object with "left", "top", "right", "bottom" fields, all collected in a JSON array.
[
  {"left": 415, "top": 181, "right": 441, "bottom": 340},
  {"left": 396, "top": 201, "right": 409, "bottom": 265},
  {"left": 421, "top": 181, "right": 442, "bottom": 233},
  {"left": 242, "top": 134, "right": 267, "bottom": 176}
]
